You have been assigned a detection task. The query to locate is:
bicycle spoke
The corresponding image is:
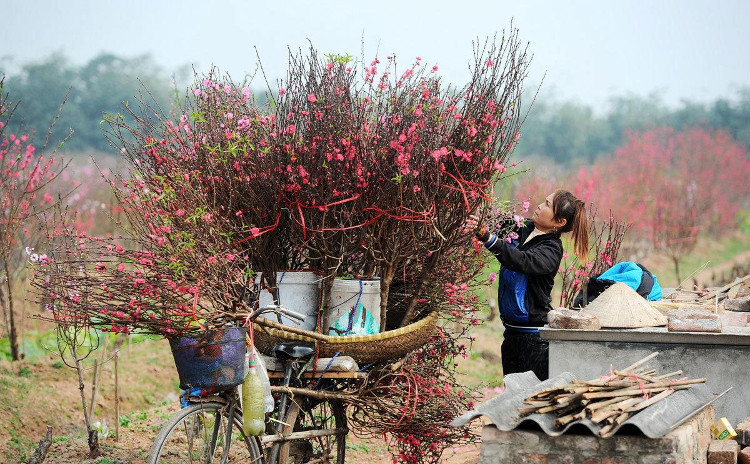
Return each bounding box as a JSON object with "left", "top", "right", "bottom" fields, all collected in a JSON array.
[
  {"left": 276, "top": 397, "right": 346, "bottom": 464},
  {"left": 148, "top": 401, "right": 262, "bottom": 464}
]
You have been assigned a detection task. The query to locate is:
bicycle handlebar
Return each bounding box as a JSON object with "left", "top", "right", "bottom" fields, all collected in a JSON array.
[{"left": 257, "top": 304, "right": 305, "bottom": 325}]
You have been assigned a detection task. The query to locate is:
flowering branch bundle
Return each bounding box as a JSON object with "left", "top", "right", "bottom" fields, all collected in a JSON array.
[
  {"left": 30, "top": 29, "right": 532, "bottom": 464},
  {"left": 78, "top": 30, "right": 529, "bottom": 336},
  {"left": 28, "top": 206, "right": 255, "bottom": 336},
  {"left": 263, "top": 32, "right": 530, "bottom": 328},
  {"left": 349, "top": 319, "right": 480, "bottom": 464},
  {"left": 558, "top": 212, "right": 630, "bottom": 308}
]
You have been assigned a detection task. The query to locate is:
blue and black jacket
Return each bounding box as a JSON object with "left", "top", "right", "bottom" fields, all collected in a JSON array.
[{"left": 479, "top": 219, "right": 563, "bottom": 331}]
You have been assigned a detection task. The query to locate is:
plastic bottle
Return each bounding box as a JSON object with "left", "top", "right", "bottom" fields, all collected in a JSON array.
[
  {"left": 251, "top": 347, "right": 275, "bottom": 413},
  {"left": 242, "top": 356, "right": 265, "bottom": 436}
]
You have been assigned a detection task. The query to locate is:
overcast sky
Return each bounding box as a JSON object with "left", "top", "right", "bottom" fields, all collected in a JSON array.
[{"left": 2, "top": 0, "right": 749, "bottom": 111}]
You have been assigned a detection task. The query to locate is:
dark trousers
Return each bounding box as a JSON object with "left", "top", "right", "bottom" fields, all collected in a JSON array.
[{"left": 501, "top": 329, "right": 549, "bottom": 381}]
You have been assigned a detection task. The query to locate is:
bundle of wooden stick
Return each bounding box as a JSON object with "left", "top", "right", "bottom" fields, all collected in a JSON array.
[{"left": 518, "top": 352, "right": 705, "bottom": 437}]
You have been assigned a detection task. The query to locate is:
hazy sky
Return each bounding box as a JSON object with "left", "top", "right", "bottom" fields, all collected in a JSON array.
[{"left": 2, "top": 0, "right": 749, "bottom": 110}]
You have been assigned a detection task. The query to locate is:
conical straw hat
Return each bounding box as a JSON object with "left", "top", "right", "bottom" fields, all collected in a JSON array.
[{"left": 580, "top": 282, "right": 667, "bottom": 328}]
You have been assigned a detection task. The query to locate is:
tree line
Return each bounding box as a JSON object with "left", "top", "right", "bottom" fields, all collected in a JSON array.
[
  {"left": 516, "top": 89, "right": 750, "bottom": 164},
  {"left": 1, "top": 52, "right": 185, "bottom": 152},
  {"left": 3, "top": 52, "right": 750, "bottom": 162}
]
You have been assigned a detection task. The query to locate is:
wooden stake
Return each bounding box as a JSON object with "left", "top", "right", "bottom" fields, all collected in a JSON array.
[
  {"left": 654, "top": 370, "right": 683, "bottom": 380},
  {"left": 621, "top": 352, "right": 659, "bottom": 373},
  {"left": 88, "top": 360, "right": 99, "bottom": 419},
  {"left": 556, "top": 410, "right": 586, "bottom": 427},
  {"left": 614, "top": 412, "right": 631, "bottom": 425},
  {"left": 625, "top": 389, "right": 674, "bottom": 413},
  {"left": 583, "top": 380, "right": 702, "bottom": 400},
  {"left": 114, "top": 351, "right": 120, "bottom": 443}
]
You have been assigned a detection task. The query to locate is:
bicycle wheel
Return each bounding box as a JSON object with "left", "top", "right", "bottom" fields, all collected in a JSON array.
[
  {"left": 147, "top": 400, "right": 263, "bottom": 464},
  {"left": 277, "top": 398, "right": 347, "bottom": 464}
]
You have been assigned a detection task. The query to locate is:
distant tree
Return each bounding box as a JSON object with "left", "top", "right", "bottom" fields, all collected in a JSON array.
[
  {"left": 4, "top": 52, "right": 183, "bottom": 153},
  {"left": 706, "top": 88, "right": 750, "bottom": 148},
  {"left": 603, "top": 92, "right": 668, "bottom": 151},
  {"left": 574, "top": 127, "right": 750, "bottom": 283},
  {"left": 516, "top": 93, "right": 671, "bottom": 164},
  {"left": 3, "top": 53, "right": 77, "bottom": 151},
  {"left": 516, "top": 99, "right": 605, "bottom": 163},
  {"left": 0, "top": 78, "right": 71, "bottom": 360}
]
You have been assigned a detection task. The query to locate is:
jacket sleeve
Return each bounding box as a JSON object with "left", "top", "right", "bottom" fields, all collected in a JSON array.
[{"left": 484, "top": 235, "right": 562, "bottom": 276}]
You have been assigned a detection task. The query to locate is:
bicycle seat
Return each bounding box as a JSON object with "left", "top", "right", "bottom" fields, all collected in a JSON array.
[{"left": 273, "top": 342, "right": 315, "bottom": 361}]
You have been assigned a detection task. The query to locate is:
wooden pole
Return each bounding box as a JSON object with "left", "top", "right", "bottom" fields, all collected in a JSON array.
[
  {"left": 114, "top": 350, "right": 120, "bottom": 443},
  {"left": 88, "top": 360, "right": 99, "bottom": 419}
]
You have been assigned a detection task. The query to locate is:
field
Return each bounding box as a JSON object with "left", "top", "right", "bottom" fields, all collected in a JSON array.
[
  {"left": 1, "top": 232, "right": 748, "bottom": 463},
  {"left": 0, "top": 318, "right": 505, "bottom": 464}
]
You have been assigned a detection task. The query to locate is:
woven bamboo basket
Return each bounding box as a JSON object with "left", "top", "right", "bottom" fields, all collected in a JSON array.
[{"left": 253, "top": 311, "right": 439, "bottom": 363}]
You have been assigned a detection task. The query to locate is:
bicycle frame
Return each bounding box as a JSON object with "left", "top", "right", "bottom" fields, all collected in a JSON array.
[{"left": 149, "top": 305, "right": 358, "bottom": 464}]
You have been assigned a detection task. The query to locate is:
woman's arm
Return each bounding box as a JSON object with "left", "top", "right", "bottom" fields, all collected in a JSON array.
[{"left": 485, "top": 238, "right": 562, "bottom": 276}]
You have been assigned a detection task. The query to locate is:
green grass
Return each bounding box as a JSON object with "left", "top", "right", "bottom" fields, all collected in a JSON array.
[
  {"left": 347, "top": 441, "right": 371, "bottom": 453},
  {"left": 0, "top": 329, "right": 163, "bottom": 362},
  {"left": 646, "top": 231, "right": 750, "bottom": 287},
  {"left": 119, "top": 415, "right": 132, "bottom": 428},
  {"left": 94, "top": 458, "right": 119, "bottom": 464}
]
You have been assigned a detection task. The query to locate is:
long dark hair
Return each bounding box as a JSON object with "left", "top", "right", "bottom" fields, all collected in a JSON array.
[{"left": 552, "top": 190, "right": 589, "bottom": 261}]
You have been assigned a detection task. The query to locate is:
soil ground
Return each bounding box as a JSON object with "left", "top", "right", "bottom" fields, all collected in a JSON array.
[
  {"left": 0, "top": 317, "right": 504, "bottom": 464},
  {"left": 6, "top": 234, "right": 747, "bottom": 463}
]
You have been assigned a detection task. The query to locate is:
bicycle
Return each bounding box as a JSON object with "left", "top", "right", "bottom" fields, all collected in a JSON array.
[{"left": 147, "top": 305, "right": 364, "bottom": 464}]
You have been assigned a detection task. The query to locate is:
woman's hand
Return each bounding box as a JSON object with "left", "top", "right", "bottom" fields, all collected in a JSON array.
[{"left": 467, "top": 215, "right": 489, "bottom": 241}]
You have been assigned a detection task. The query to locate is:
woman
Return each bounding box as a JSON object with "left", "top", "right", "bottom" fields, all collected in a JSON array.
[{"left": 475, "top": 190, "right": 589, "bottom": 381}]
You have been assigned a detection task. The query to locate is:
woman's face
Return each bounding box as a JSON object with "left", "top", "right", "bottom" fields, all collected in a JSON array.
[{"left": 532, "top": 192, "right": 565, "bottom": 232}]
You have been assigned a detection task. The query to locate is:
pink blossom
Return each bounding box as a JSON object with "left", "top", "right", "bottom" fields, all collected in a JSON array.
[
  {"left": 241, "top": 87, "right": 250, "bottom": 100},
  {"left": 279, "top": 88, "right": 286, "bottom": 96},
  {"left": 522, "top": 201, "right": 530, "bottom": 212},
  {"left": 413, "top": 107, "right": 422, "bottom": 117},
  {"left": 307, "top": 93, "right": 317, "bottom": 103},
  {"left": 207, "top": 256, "right": 218, "bottom": 264},
  {"left": 432, "top": 65, "right": 439, "bottom": 72},
  {"left": 193, "top": 88, "right": 201, "bottom": 97},
  {"left": 117, "top": 263, "right": 125, "bottom": 272},
  {"left": 250, "top": 226, "right": 260, "bottom": 236},
  {"left": 226, "top": 254, "right": 236, "bottom": 262},
  {"left": 175, "top": 209, "right": 185, "bottom": 217},
  {"left": 489, "top": 272, "right": 497, "bottom": 285},
  {"left": 430, "top": 147, "right": 448, "bottom": 161}
]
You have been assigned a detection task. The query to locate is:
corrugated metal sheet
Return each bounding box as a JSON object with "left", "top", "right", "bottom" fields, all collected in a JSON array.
[{"left": 451, "top": 371, "right": 726, "bottom": 438}]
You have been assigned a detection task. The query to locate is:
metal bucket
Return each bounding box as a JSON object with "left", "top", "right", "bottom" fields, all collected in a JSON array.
[
  {"left": 255, "top": 270, "right": 321, "bottom": 331},
  {"left": 326, "top": 278, "right": 381, "bottom": 336},
  {"left": 169, "top": 326, "right": 247, "bottom": 390}
]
